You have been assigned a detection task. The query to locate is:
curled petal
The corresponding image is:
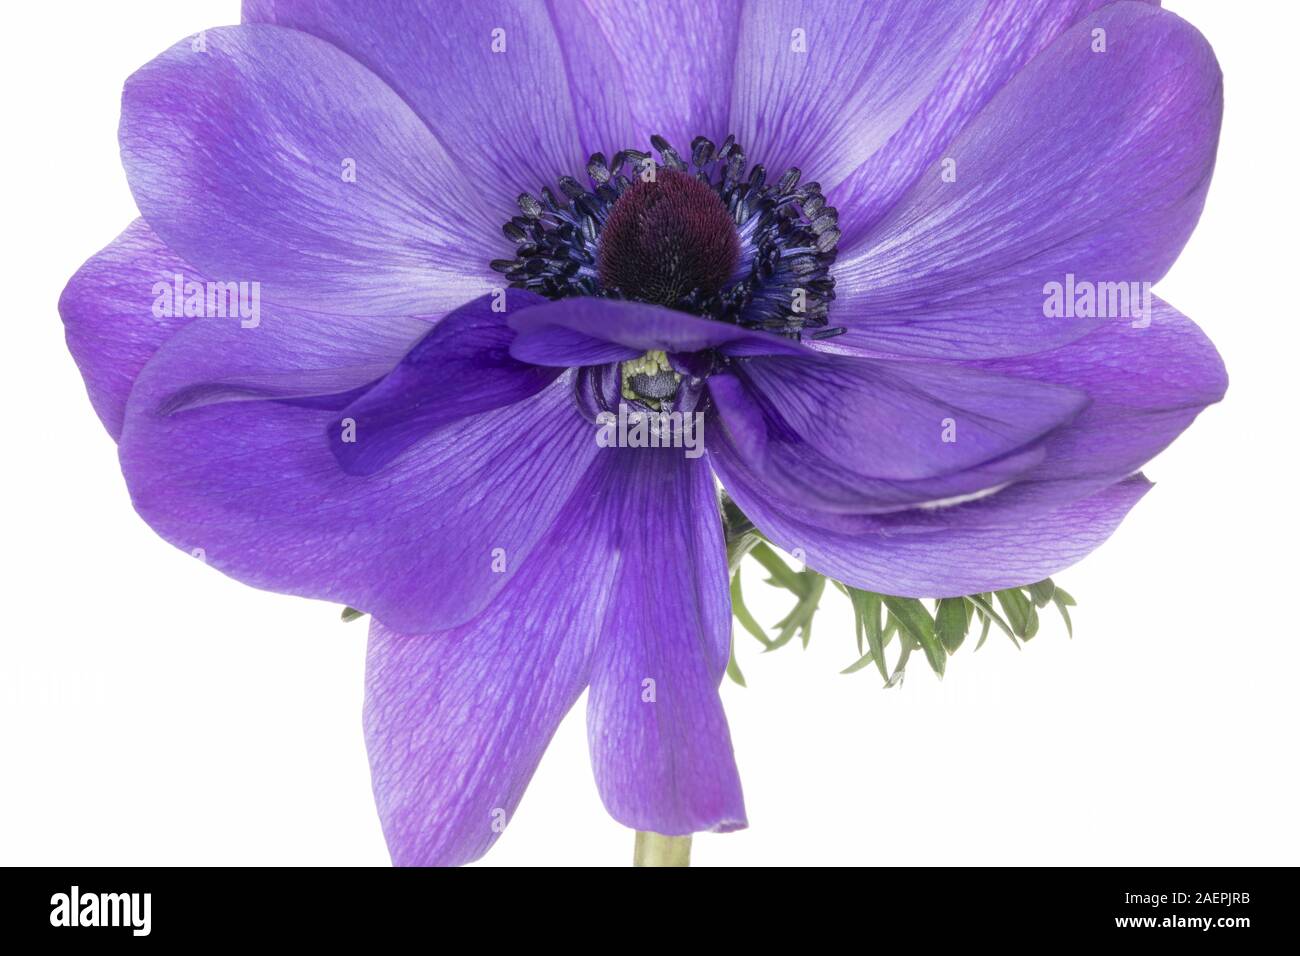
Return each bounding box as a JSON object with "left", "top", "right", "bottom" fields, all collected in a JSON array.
[
  {"left": 331, "top": 291, "right": 560, "bottom": 476},
  {"left": 508, "top": 297, "right": 809, "bottom": 366},
  {"left": 60, "top": 219, "right": 200, "bottom": 439},
  {"left": 119, "top": 305, "right": 600, "bottom": 633}
]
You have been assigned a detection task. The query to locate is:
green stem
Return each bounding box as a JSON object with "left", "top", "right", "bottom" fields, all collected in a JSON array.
[{"left": 633, "top": 831, "right": 692, "bottom": 867}]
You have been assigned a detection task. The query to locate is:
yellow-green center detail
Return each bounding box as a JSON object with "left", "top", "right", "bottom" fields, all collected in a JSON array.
[{"left": 620, "top": 350, "right": 681, "bottom": 409}]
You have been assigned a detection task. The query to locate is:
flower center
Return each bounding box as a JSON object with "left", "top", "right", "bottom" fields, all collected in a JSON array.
[
  {"left": 620, "top": 349, "right": 681, "bottom": 409},
  {"left": 597, "top": 169, "right": 740, "bottom": 307},
  {"left": 492, "top": 133, "right": 844, "bottom": 341}
]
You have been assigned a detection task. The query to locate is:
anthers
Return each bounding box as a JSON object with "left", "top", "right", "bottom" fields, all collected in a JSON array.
[{"left": 491, "top": 133, "right": 842, "bottom": 341}]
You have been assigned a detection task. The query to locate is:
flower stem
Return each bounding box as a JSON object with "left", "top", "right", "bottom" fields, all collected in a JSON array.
[{"left": 633, "top": 831, "right": 692, "bottom": 867}]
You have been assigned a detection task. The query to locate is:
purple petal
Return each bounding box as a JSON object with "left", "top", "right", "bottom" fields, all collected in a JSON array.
[
  {"left": 713, "top": 298, "right": 1222, "bottom": 535},
  {"left": 712, "top": 297, "right": 1222, "bottom": 533},
  {"left": 508, "top": 297, "right": 809, "bottom": 366},
  {"left": 243, "top": 1, "right": 585, "bottom": 216},
  {"left": 826, "top": 296, "right": 1225, "bottom": 531},
  {"left": 586, "top": 446, "right": 746, "bottom": 835},
  {"left": 833, "top": 3, "right": 1222, "bottom": 358},
  {"left": 60, "top": 219, "right": 198, "bottom": 439},
  {"left": 836, "top": 0, "right": 1160, "bottom": 248},
  {"left": 709, "top": 386, "right": 1049, "bottom": 519},
  {"left": 546, "top": 0, "right": 743, "bottom": 154},
  {"left": 118, "top": 307, "right": 601, "bottom": 633},
  {"left": 364, "top": 487, "right": 615, "bottom": 866},
  {"left": 973, "top": 296, "right": 1225, "bottom": 480},
  {"left": 715, "top": 443, "right": 1153, "bottom": 596},
  {"left": 727, "top": 353, "right": 1088, "bottom": 482},
  {"left": 367, "top": 441, "right": 745, "bottom": 863},
  {"left": 509, "top": 326, "right": 640, "bottom": 369},
  {"left": 121, "top": 25, "right": 497, "bottom": 317},
  {"left": 729, "top": 0, "right": 981, "bottom": 191},
  {"left": 331, "top": 292, "right": 560, "bottom": 476}
]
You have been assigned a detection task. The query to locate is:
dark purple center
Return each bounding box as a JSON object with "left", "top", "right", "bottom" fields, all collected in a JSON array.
[{"left": 596, "top": 169, "right": 740, "bottom": 307}]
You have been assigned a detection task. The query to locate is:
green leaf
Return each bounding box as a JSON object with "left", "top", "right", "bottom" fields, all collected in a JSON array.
[
  {"left": 995, "top": 588, "right": 1040, "bottom": 641},
  {"left": 1051, "top": 588, "right": 1075, "bottom": 639},
  {"left": 730, "top": 572, "right": 773, "bottom": 649},
  {"left": 725, "top": 641, "right": 747, "bottom": 687},
  {"left": 724, "top": 507, "right": 1083, "bottom": 684},
  {"left": 1027, "top": 579, "right": 1057, "bottom": 608},
  {"left": 341, "top": 606, "right": 365, "bottom": 623},
  {"left": 886, "top": 630, "right": 915, "bottom": 688},
  {"left": 799, "top": 573, "right": 826, "bottom": 648},
  {"left": 935, "top": 597, "right": 969, "bottom": 654},
  {"left": 882, "top": 596, "right": 945, "bottom": 677},
  {"left": 851, "top": 589, "right": 889, "bottom": 682},
  {"left": 770, "top": 572, "right": 825, "bottom": 650},
  {"left": 840, "top": 651, "right": 879, "bottom": 676},
  {"left": 748, "top": 542, "right": 809, "bottom": 596},
  {"left": 722, "top": 495, "right": 761, "bottom": 573},
  {"left": 966, "top": 593, "right": 1017, "bottom": 648}
]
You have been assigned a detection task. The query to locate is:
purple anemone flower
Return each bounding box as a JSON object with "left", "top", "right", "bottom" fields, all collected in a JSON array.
[{"left": 61, "top": 0, "right": 1225, "bottom": 866}]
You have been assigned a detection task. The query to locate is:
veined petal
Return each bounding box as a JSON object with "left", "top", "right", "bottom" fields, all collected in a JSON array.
[
  {"left": 971, "top": 296, "right": 1226, "bottom": 481},
  {"left": 727, "top": 352, "right": 1088, "bottom": 482},
  {"left": 242, "top": 0, "right": 585, "bottom": 217},
  {"left": 364, "top": 475, "right": 618, "bottom": 866},
  {"left": 833, "top": 2, "right": 1222, "bottom": 359},
  {"left": 835, "top": 0, "right": 1161, "bottom": 248},
  {"left": 712, "top": 297, "right": 1221, "bottom": 534},
  {"left": 729, "top": 0, "right": 982, "bottom": 193},
  {"left": 715, "top": 444, "right": 1153, "bottom": 597},
  {"left": 546, "top": 0, "right": 743, "bottom": 154},
  {"left": 709, "top": 382, "right": 1049, "bottom": 520},
  {"left": 60, "top": 219, "right": 199, "bottom": 439},
  {"left": 121, "top": 25, "right": 498, "bottom": 317},
  {"left": 586, "top": 445, "right": 745, "bottom": 835},
  {"left": 118, "top": 304, "right": 601, "bottom": 633},
  {"left": 331, "top": 291, "right": 561, "bottom": 476},
  {"left": 368, "top": 439, "right": 746, "bottom": 863},
  {"left": 508, "top": 297, "right": 809, "bottom": 367}
]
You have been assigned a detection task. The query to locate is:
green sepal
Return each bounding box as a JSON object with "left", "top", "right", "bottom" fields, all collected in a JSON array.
[
  {"left": 730, "top": 571, "right": 773, "bottom": 649},
  {"left": 1026, "top": 579, "right": 1057, "bottom": 608},
  {"left": 1051, "top": 584, "right": 1076, "bottom": 638},
  {"left": 721, "top": 499, "right": 1081, "bottom": 688},
  {"left": 995, "top": 588, "right": 1040, "bottom": 641},
  {"left": 848, "top": 588, "right": 889, "bottom": 682},
  {"left": 722, "top": 494, "right": 761, "bottom": 574},
  {"left": 935, "top": 597, "right": 969, "bottom": 654},
  {"left": 882, "top": 596, "right": 945, "bottom": 677},
  {"left": 748, "top": 541, "right": 808, "bottom": 595},
  {"left": 725, "top": 641, "right": 748, "bottom": 687},
  {"left": 769, "top": 571, "right": 825, "bottom": 650},
  {"left": 966, "top": 592, "right": 1016, "bottom": 648}
]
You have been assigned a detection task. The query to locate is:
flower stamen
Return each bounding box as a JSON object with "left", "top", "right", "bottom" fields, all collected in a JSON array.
[{"left": 491, "top": 133, "right": 842, "bottom": 341}]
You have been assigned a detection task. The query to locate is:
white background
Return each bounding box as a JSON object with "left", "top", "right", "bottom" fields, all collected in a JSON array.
[{"left": 2, "top": 1, "right": 1296, "bottom": 867}]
